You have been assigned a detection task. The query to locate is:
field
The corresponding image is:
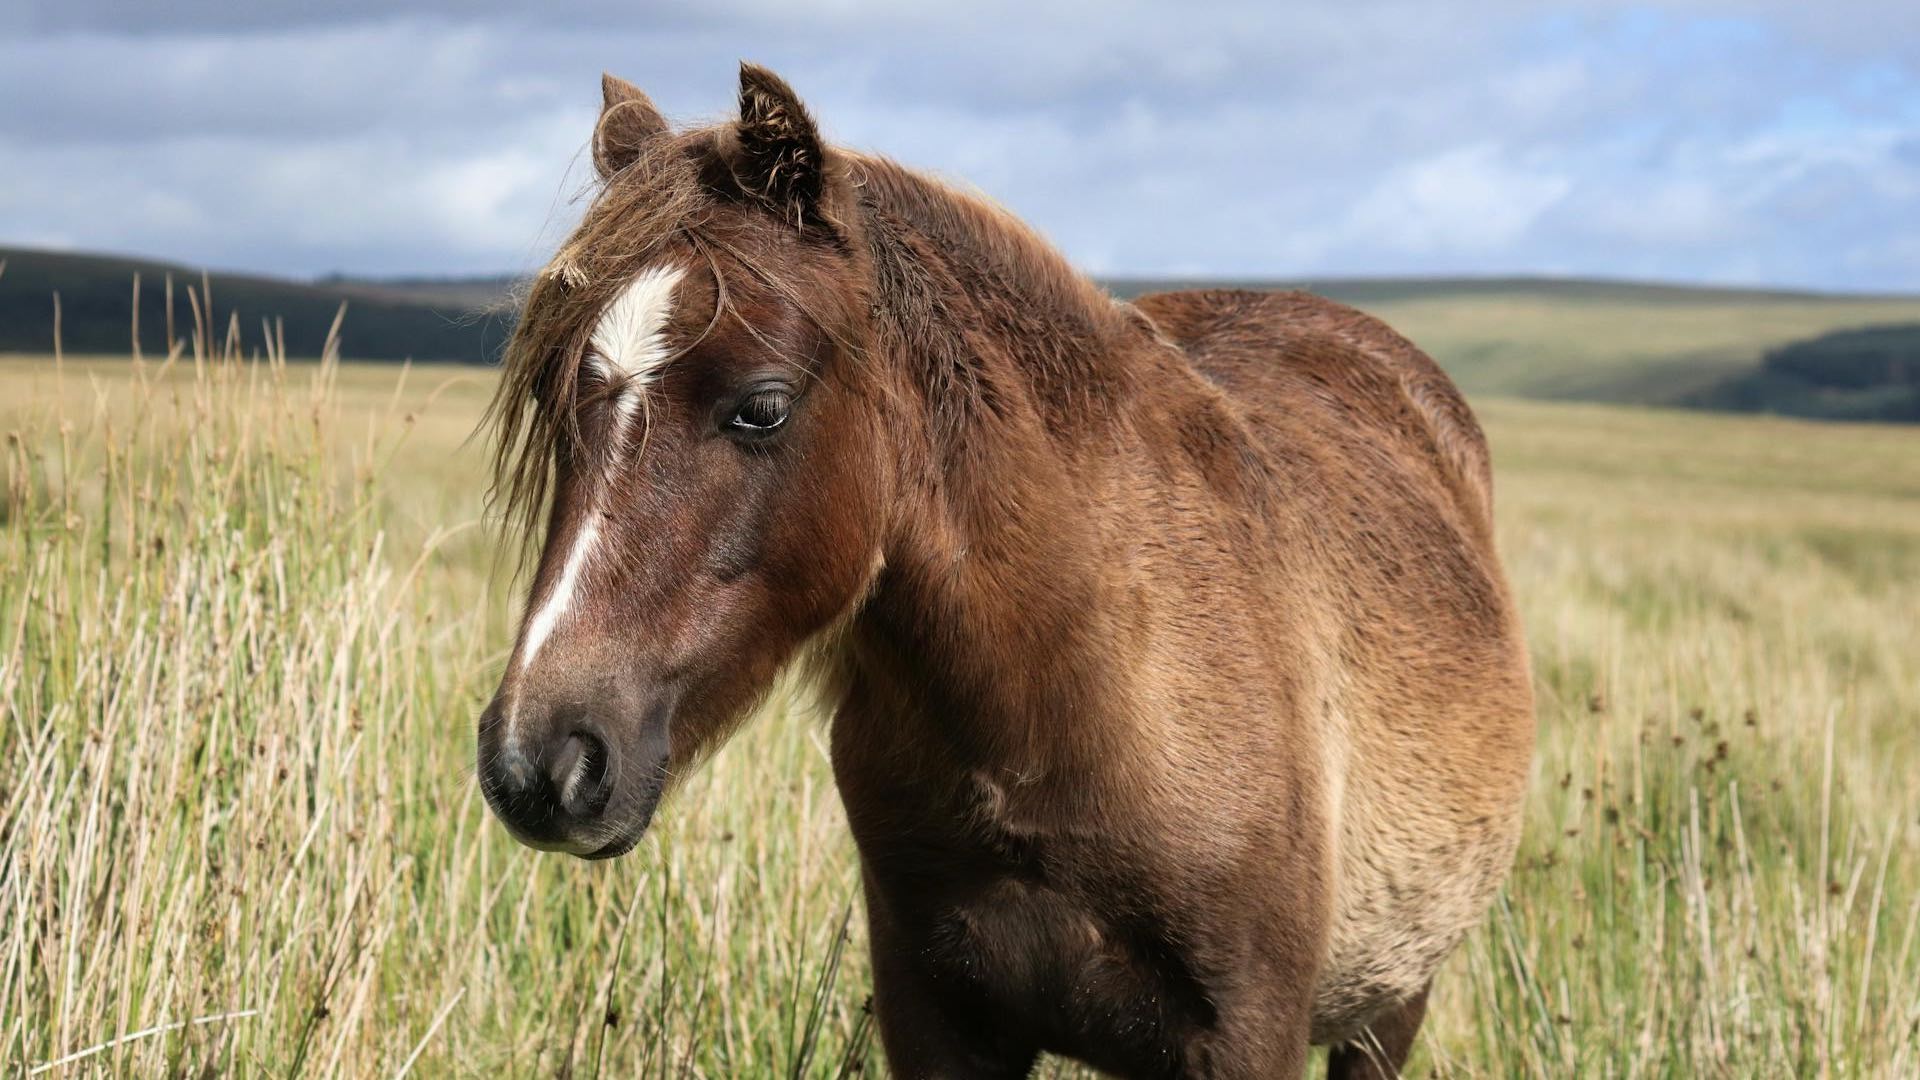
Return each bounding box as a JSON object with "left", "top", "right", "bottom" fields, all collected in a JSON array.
[{"left": 3, "top": 333, "right": 1919, "bottom": 1076}]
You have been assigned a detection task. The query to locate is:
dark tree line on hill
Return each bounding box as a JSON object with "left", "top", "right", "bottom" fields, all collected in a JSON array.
[
  {"left": 1693, "top": 323, "right": 1920, "bottom": 422},
  {"left": 1765, "top": 325, "right": 1920, "bottom": 391},
  {"left": 0, "top": 247, "right": 510, "bottom": 362}
]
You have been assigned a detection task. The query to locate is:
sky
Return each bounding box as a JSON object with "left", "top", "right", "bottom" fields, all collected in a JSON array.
[{"left": 1, "top": 1, "right": 1917, "bottom": 291}]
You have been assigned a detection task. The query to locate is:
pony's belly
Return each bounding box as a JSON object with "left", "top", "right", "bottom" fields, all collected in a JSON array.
[{"left": 1308, "top": 791, "right": 1525, "bottom": 1043}]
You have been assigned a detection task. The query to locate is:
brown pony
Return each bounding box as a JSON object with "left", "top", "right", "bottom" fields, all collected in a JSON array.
[{"left": 476, "top": 64, "right": 1535, "bottom": 1079}]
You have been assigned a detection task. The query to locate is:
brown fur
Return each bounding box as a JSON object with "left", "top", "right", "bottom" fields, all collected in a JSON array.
[{"left": 477, "top": 64, "right": 1535, "bottom": 1079}]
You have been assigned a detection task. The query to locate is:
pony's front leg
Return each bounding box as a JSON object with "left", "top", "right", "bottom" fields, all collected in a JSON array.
[
  {"left": 1174, "top": 924, "right": 1323, "bottom": 1080},
  {"left": 1174, "top": 997, "right": 1315, "bottom": 1080},
  {"left": 863, "top": 885, "right": 1039, "bottom": 1080}
]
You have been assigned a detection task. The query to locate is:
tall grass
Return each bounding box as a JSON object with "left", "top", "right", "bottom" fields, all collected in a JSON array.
[
  {"left": 1430, "top": 401, "right": 1920, "bottom": 1077},
  {"left": 2, "top": 333, "right": 1917, "bottom": 1075},
  {"left": 1, "top": 323, "right": 871, "bottom": 1075}
]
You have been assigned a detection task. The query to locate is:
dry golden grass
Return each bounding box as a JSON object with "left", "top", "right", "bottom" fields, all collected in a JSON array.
[{"left": 3, "top": 344, "right": 1917, "bottom": 1076}]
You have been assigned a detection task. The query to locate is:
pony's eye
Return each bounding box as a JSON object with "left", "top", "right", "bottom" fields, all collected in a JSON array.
[{"left": 725, "top": 387, "right": 792, "bottom": 437}]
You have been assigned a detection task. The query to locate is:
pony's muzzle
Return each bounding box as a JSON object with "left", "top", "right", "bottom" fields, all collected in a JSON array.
[
  {"left": 478, "top": 703, "right": 617, "bottom": 849},
  {"left": 477, "top": 685, "right": 674, "bottom": 858}
]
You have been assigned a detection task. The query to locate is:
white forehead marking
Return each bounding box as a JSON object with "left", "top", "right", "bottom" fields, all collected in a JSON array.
[
  {"left": 589, "top": 264, "right": 686, "bottom": 385},
  {"left": 508, "top": 263, "right": 685, "bottom": 694},
  {"left": 516, "top": 515, "right": 599, "bottom": 676}
]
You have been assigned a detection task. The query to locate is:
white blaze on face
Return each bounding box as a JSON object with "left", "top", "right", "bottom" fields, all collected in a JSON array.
[
  {"left": 589, "top": 263, "right": 689, "bottom": 412},
  {"left": 514, "top": 264, "right": 687, "bottom": 681}
]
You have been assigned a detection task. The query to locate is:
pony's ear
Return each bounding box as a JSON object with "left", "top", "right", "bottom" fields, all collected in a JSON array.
[
  {"left": 732, "top": 62, "right": 828, "bottom": 226},
  {"left": 594, "top": 72, "right": 669, "bottom": 180}
]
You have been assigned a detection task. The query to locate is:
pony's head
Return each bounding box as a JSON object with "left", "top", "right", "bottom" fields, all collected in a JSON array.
[{"left": 477, "top": 65, "right": 890, "bottom": 858}]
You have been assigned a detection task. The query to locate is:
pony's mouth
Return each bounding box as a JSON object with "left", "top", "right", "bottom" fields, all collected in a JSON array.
[
  {"left": 581, "top": 832, "right": 644, "bottom": 860},
  {"left": 572, "top": 751, "right": 669, "bottom": 860}
]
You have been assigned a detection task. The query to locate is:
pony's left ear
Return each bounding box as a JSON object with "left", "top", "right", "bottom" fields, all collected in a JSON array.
[{"left": 732, "top": 62, "right": 829, "bottom": 226}]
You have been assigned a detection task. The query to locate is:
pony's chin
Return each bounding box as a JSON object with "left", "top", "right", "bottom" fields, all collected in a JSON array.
[
  {"left": 579, "top": 831, "right": 644, "bottom": 860},
  {"left": 571, "top": 793, "right": 662, "bottom": 860}
]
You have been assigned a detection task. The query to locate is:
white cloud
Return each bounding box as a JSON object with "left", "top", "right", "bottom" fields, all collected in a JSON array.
[{"left": 1341, "top": 145, "right": 1575, "bottom": 255}]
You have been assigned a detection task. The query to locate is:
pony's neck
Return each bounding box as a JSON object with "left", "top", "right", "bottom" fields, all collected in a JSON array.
[
  {"left": 852, "top": 154, "right": 1116, "bottom": 306},
  {"left": 841, "top": 159, "right": 1168, "bottom": 779},
  {"left": 851, "top": 156, "right": 1139, "bottom": 436}
]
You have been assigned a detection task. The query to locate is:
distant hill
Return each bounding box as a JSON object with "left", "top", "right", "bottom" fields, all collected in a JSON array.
[
  {"left": 9, "top": 245, "right": 1920, "bottom": 422},
  {"left": 0, "top": 246, "right": 512, "bottom": 362},
  {"left": 1102, "top": 275, "right": 1863, "bottom": 306},
  {"left": 314, "top": 272, "right": 522, "bottom": 313},
  {"left": 175, "top": 269, "right": 1920, "bottom": 418},
  {"left": 1330, "top": 283, "right": 1920, "bottom": 410}
]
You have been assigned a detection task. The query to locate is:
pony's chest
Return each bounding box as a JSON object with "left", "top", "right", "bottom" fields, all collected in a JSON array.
[
  {"left": 908, "top": 874, "right": 1198, "bottom": 1071},
  {"left": 839, "top": 748, "right": 1208, "bottom": 1060}
]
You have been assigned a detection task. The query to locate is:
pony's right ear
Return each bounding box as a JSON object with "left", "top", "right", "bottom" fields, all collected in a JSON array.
[
  {"left": 594, "top": 73, "right": 670, "bottom": 180},
  {"left": 731, "top": 63, "right": 829, "bottom": 227}
]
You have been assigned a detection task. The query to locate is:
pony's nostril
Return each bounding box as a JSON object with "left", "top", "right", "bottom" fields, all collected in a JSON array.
[
  {"left": 554, "top": 730, "right": 613, "bottom": 820},
  {"left": 486, "top": 743, "right": 549, "bottom": 828}
]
